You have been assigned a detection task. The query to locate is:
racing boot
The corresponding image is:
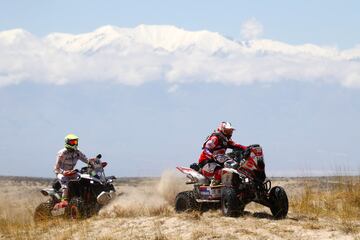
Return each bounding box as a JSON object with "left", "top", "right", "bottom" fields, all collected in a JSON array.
[{"left": 210, "top": 169, "right": 222, "bottom": 186}]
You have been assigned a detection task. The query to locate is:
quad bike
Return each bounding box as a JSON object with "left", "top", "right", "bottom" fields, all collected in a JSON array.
[
  {"left": 34, "top": 154, "right": 116, "bottom": 222},
  {"left": 175, "top": 145, "right": 289, "bottom": 219}
]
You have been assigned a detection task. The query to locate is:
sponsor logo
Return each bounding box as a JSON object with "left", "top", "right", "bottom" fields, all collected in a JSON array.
[{"left": 200, "top": 187, "right": 211, "bottom": 196}]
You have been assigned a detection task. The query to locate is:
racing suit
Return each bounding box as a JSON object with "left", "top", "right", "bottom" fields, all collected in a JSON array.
[
  {"left": 54, "top": 148, "right": 89, "bottom": 191},
  {"left": 198, "top": 132, "right": 247, "bottom": 181}
]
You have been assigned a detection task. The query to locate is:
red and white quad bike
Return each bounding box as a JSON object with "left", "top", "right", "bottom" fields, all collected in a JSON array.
[{"left": 175, "top": 144, "right": 289, "bottom": 219}]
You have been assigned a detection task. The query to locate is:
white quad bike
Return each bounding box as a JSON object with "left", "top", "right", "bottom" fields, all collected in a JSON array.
[
  {"left": 175, "top": 145, "right": 289, "bottom": 219},
  {"left": 34, "top": 154, "right": 116, "bottom": 221}
]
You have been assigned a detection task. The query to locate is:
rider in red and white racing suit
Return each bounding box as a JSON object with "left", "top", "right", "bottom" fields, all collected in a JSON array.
[{"left": 198, "top": 122, "right": 247, "bottom": 185}]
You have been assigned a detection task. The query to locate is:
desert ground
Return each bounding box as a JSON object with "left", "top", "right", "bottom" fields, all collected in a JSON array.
[{"left": 0, "top": 172, "right": 359, "bottom": 240}]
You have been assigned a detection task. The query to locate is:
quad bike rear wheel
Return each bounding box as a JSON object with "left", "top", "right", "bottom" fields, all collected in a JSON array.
[
  {"left": 67, "top": 197, "right": 85, "bottom": 220},
  {"left": 175, "top": 191, "right": 199, "bottom": 212},
  {"left": 221, "top": 187, "right": 244, "bottom": 217},
  {"left": 269, "top": 186, "right": 288, "bottom": 219},
  {"left": 34, "top": 201, "right": 53, "bottom": 222}
]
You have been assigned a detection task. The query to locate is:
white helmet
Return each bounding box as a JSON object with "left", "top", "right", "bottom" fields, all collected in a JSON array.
[{"left": 217, "top": 121, "right": 235, "bottom": 137}]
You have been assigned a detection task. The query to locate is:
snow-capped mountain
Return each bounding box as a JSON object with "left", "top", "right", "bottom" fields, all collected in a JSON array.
[
  {"left": 43, "top": 25, "right": 360, "bottom": 60},
  {"left": 1, "top": 24, "right": 359, "bottom": 60},
  {"left": 43, "top": 25, "right": 242, "bottom": 54},
  {"left": 0, "top": 24, "right": 359, "bottom": 88}
]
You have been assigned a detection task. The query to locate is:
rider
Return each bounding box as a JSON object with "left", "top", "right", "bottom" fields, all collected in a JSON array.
[
  {"left": 198, "top": 122, "right": 247, "bottom": 186},
  {"left": 54, "top": 134, "right": 94, "bottom": 208}
]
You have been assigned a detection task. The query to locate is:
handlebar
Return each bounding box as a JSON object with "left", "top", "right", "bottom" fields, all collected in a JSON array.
[{"left": 228, "top": 144, "right": 260, "bottom": 162}]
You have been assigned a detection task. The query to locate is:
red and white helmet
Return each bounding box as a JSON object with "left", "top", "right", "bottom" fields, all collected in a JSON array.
[{"left": 217, "top": 121, "right": 235, "bottom": 137}]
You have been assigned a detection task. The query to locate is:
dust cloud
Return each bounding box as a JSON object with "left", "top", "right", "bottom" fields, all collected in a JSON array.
[{"left": 99, "top": 170, "right": 189, "bottom": 217}]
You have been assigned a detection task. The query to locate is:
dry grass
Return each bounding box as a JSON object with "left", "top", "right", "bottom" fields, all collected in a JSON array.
[
  {"left": 0, "top": 173, "right": 360, "bottom": 240},
  {"left": 177, "top": 211, "right": 202, "bottom": 221},
  {"left": 290, "top": 176, "right": 360, "bottom": 234}
]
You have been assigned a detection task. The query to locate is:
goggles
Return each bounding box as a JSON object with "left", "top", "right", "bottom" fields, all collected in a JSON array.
[
  {"left": 223, "top": 128, "right": 234, "bottom": 136},
  {"left": 68, "top": 139, "right": 78, "bottom": 146}
]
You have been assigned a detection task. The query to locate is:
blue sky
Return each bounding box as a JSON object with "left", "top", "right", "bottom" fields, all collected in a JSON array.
[
  {"left": 0, "top": 1, "right": 359, "bottom": 177},
  {"left": 1, "top": 0, "right": 360, "bottom": 48}
]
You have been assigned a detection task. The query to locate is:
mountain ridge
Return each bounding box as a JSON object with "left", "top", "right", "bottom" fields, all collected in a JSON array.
[{"left": 1, "top": 24, "right": 359, "bottom": 60}]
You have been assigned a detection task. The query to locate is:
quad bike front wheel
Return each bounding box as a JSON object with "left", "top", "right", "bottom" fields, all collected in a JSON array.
[
  {"left": 34, "top": 201, "right": 53, "bottom": 222},
  {"left": 67, "top": 197, "right": 85, "bottom": 220},
  {"left": 175, "top": 191, "right": 199, "bottom": 212},
  {"left": 269, "top": 186, "right": 288, "bottom": 219},
  {"left": 221, "top": 187, "right": 244, "bottom": 217}
]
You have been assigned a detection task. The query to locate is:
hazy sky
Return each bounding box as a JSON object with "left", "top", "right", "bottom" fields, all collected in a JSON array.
[
  {"left": 1, "top": 0, "right": 360, "bottom": 48},
  {"left": 0, "top": 1, "right": 359, "bottom": 177}
]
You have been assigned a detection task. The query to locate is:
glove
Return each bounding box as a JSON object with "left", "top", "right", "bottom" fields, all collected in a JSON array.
[
  {"left": 63, "top": 170, "right": 77, "bottom": 176},
  {"left": 243, "top": 147, "right": 252, "bottom": 158},
  {"left": 88, "top": 158, "right": 97, "bottom": 166}
]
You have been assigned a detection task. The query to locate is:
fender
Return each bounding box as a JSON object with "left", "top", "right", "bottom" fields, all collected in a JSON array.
[
  {"left": 221, "top": 168, "right": 240, "bottom": 186},
  {"left": 40, "top": 188, "right": 61, "bottom": 200},
  {"left": 97, "top": 190, "right": 116, "bottom": 205},
  {"left": 176, "top": 166, "right": 208, "bottom": 185},
  {"left": 221, "top": 167, "right": 250, "bottom": 187},
  {"left": 80, "top": 174, "right": 104, "bottom": 184}
]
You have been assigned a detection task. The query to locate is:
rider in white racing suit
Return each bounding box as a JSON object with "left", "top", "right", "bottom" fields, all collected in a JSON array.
[{"left": 54, "top": 134, "right": 94, "bottom": 208}]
